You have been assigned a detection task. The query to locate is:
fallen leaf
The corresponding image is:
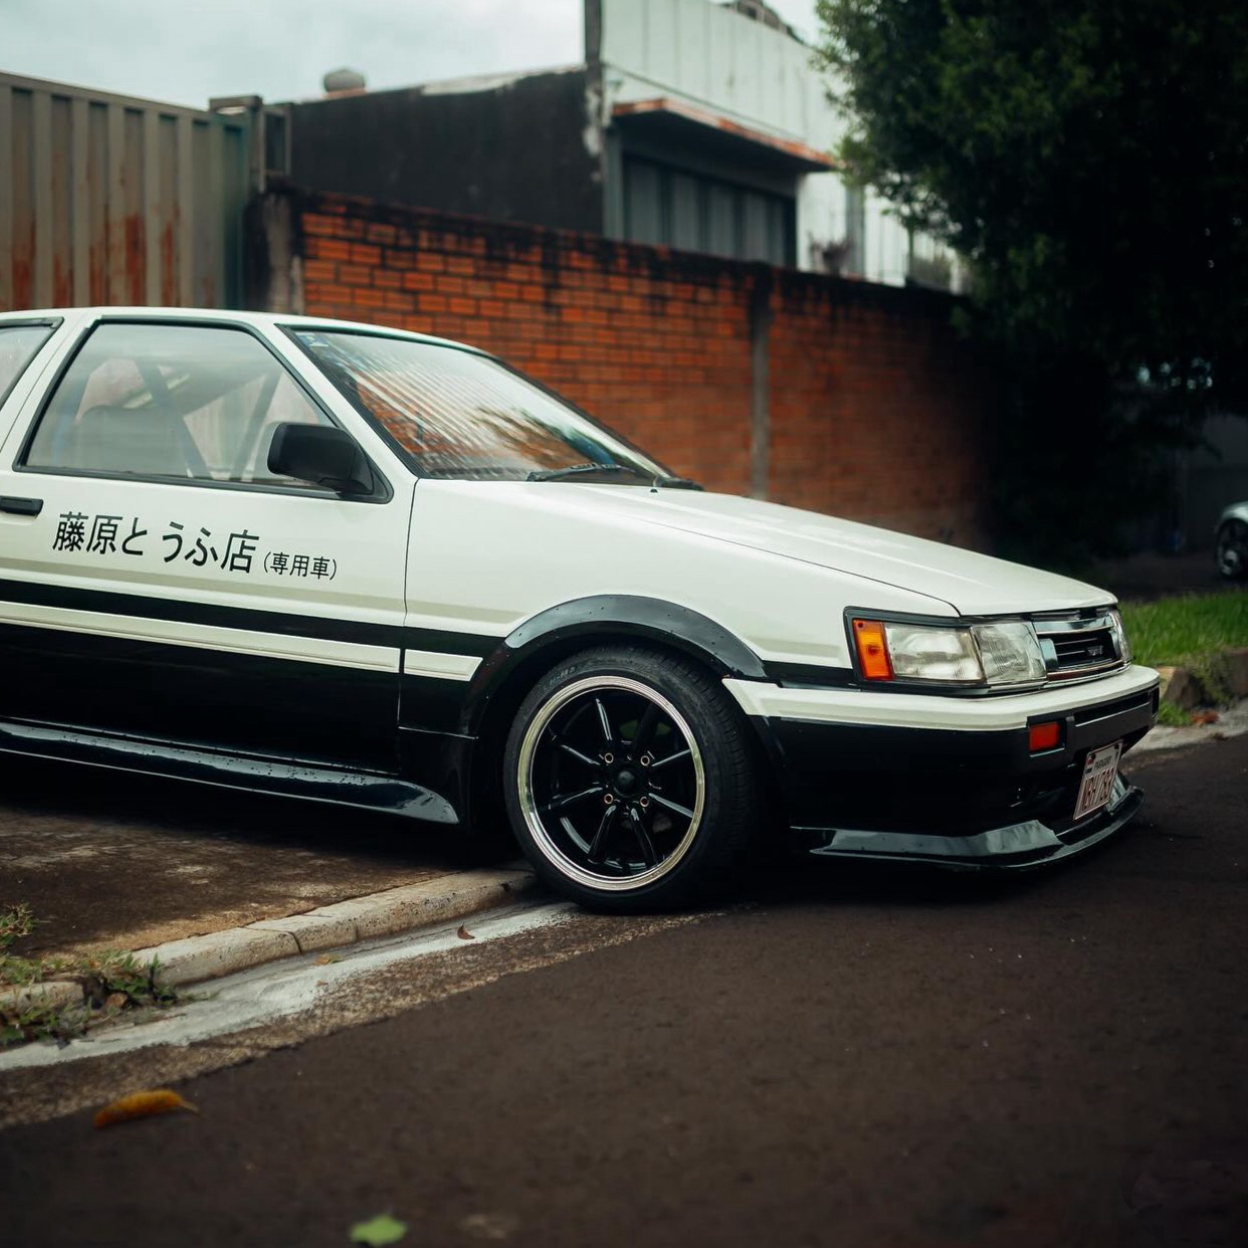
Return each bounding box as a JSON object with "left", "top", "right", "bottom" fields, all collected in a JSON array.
[
  {"left": 1190, "top": 710, "right": 1220, "bottom": 726},
  {"left": 316, "top": 953, "right": 341, "bottom": 965},
  {"left": 93, "top": 1089, "right": 197, "bottom": 1129},
  {"left": 461, "top": 1211, "right": 520, "bottom": 1240},
  {"left": 104, "top": 992, "right": 127, "bottom": 1011},
  {"left": 457, "top": 925, "right": 475, "bottom": 940},
  {"left": 350, "top": 1214, "right": 408, "bottom": 1246}
]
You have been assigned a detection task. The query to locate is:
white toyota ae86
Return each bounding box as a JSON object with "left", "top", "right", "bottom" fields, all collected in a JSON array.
[{"left": 0, "top": 308, "right": 1160, "bottom": 909}]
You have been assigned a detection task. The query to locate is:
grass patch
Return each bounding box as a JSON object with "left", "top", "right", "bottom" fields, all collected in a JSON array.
[
  {"left": 1120, "top": 591, "right": 1248, "bottom": 668},
  {"left": 1155, "top": 700, "right": 1192, "bottom": 728},
  {"left": 0, "top": 901, "right": 34, "bottom": 951},
  {"left": 1, "top": 904, "right": 178, "bottom": 1049},
  {"left": 1120, "top": 591, "right": 1248, "bottom": 713}
]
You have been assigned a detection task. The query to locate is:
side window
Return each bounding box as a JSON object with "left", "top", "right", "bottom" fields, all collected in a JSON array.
[
  {"left": 23, "top": 323, "right": 333, "bottom": 488},
  {"left": 0, "top": 324, "right": 55, "bottom": 408}
]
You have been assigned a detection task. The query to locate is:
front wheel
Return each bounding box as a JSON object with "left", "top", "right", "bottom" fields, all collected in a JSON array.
[
  {"left": 1216, "top": 519, "right": 1248, "bottom": 581},
  {"left": 503, "top": 646, "right": 764, "bottom": 912}
]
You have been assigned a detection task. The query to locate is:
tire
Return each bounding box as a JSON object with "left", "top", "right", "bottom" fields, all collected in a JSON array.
[
  {"left": 502, "top": 645, "right": 764, "bottom": 912},
  {"left": 1216, "top": 519, "right": 1248, "bottom": 581}
]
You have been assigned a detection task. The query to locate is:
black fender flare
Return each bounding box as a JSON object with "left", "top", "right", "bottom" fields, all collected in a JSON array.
[{"left": 459, "top": 594, "right": 768, "bottom": 736}]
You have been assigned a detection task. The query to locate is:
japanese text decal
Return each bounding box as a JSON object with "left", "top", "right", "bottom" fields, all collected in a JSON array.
[{"left": 51, "top": 512, "right": 337, "bottom": 580}]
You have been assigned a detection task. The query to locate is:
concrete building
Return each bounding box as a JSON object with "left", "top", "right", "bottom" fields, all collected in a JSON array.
[{"left": 283, "top": 0, "right": 956, "bottom": 287}]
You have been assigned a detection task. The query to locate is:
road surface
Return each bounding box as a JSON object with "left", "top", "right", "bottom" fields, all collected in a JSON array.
[{"left": 2, "top": 736, "right": 1246, "bottom": 1247}]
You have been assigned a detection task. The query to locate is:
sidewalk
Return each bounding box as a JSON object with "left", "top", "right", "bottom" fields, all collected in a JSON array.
[
  {"left": 0, "top": 755, "right": 514, "bottom": 961},
  {"left": 1130, "top": 698, "right": 1248, "bottom": 759}
]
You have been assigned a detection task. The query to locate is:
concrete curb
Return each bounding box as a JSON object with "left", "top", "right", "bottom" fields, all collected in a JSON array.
[
  {"left": 1133, "top": 697, "right": 1248, "bottom": 755},
  {"left": 1158, "top": 646, "right": 1248, "bottom": 710},
  {"left": 148, "top": 868, "right": 537, "bottom": 988},
  {"left": 1, "top": 869, "right": 537, "bottom": 1012},
  {"left": 0, "top": 979, "right": 85, "bottom": 1016}
]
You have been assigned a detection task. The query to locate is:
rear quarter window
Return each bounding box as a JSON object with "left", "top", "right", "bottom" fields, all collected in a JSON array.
[{"left": 0, "top": 324, "right": 55, "bottom": 410}]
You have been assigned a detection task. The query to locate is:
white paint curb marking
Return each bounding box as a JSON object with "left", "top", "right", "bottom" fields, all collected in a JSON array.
[{"left": 0, "top": 901, "right": 576, "bottom": 1071}]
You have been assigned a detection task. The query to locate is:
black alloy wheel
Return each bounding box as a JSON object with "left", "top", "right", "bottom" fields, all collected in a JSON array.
[{"left": 503, "top": 646, "right": 763, "bottom": 911}]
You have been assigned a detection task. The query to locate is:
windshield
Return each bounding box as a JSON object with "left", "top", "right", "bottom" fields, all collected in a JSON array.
[{"left": 294, "top": 330, "right": 670, "bottom": 484}]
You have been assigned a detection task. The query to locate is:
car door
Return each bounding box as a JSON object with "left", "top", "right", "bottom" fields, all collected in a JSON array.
[{"left": 0, "top": 314, "right": 412, "bottom": 772}]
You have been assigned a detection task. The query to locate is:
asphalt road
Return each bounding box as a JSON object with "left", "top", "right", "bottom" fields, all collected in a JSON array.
[{"left": 2, "top": 737, "right": 1247, "bottom": 1248}]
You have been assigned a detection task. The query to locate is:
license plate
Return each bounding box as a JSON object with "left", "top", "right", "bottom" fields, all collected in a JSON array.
[{"left": 1074, "top": 741, "right": 1122, "bottom": 821}]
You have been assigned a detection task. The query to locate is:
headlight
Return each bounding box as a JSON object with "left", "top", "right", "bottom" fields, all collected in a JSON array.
[
  {"left": 1109, "top": 609, "right": 1133, "bottom": 663},
  {"left": 851, "top": 616, "right": 1047, "bottom": 687},
  {"left": 972, "top": 620, "right": 1047, "bottom": 685},
  {"left": 882, "top": 621, "right": 982, "bottom": 682}
]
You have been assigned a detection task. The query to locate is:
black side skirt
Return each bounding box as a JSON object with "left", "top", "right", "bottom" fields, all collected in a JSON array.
[{"left": 0, "top": 718, "right": 460, "bottom": 824}]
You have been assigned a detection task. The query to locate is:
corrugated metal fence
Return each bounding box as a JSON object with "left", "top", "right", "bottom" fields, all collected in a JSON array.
[{"left": 0, "top": 72, "right": 252, "bottom": 313}]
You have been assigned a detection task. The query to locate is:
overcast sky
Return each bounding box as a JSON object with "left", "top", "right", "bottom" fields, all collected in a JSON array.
[{"left": 2, "top": 0, "right": 823, "bottom": 108}]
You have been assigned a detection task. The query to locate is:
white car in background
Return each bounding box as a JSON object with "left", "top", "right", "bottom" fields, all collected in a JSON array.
[
  {"left": 0, "top": 308, "right": 1160, "bottom": 910},
  {"left": 1216, "top": 502, "right": 1248, "bottom": 581}
]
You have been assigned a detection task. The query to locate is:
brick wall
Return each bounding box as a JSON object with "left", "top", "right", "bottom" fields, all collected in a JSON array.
[
  {"left": 767, "top": 286, "right": 991, "bottom": 541},
  {"left": 279, "top": 189, "right": 995, "bottom": 546}
]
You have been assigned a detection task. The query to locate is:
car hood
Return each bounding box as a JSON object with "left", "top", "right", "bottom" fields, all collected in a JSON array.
[{"left": 541, "top": 485, "right": 1113, "bottom": 616}]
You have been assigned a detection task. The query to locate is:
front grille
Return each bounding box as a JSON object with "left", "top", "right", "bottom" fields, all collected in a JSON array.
[
  {"left": 1050, "top": 627, "right": 1117, "bottom": 671},
  {"left": 1035, "top": 613, "right": 1125, "bottom": 681}
]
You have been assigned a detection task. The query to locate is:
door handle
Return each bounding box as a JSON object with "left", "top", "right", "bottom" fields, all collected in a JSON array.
[{"left": 0, "top": 496, "right": 44, "bottom": 516}]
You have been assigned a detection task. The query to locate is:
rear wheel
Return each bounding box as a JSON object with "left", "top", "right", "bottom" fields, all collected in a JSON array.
[
  {"left": 1216, "top": 519, "right": 1248, "bottom": 581},
  {"left": 503, "top": 646, "right": 763, "bottom": 911}
]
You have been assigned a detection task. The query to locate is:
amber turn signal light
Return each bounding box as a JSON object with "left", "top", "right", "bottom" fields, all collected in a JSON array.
[
  {"left": 1028, "top": 721, "right": 1061, "bottom": 753},
  {"left": 852, "top": 618, "right": 893, "bottom": 681}
]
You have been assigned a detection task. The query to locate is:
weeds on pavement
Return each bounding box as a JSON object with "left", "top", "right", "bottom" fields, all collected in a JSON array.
[{"left": 0, "top": 903, "right": 178, "bottom": 1048}]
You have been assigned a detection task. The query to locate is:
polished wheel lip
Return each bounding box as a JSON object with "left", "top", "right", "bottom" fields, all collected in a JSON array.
[{"left": 517, "top": 675, "right": 706, "bottom": 893}]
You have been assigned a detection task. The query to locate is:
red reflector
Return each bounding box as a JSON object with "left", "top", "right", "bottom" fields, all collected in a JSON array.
[{"left": 1029, "top": 721, "right": 1061, "bottom": 753}]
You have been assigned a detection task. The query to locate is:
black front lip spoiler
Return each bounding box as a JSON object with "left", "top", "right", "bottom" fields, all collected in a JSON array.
[{"left": 800, "top": 782, "right": 1145, "bottom": 872}]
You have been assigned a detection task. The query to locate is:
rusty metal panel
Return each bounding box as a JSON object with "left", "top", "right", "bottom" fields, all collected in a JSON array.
[{"left": 0, "top": 71, "right": 250, "bottom": 313}]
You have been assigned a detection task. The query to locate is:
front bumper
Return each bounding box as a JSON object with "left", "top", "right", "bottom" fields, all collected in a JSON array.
[{"left": 726, "top": 664, "right": 1160, "bottom": 870}]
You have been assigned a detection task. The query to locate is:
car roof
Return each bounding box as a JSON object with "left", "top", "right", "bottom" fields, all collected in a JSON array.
[{"left": 0, "top": 306, "right": 484, "bottom": 356}]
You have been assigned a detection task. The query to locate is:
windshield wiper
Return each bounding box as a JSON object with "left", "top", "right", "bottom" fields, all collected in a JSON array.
[
  {"left": 526, "top": 464, "right": 636, "bottom": 482},
  {"left": 526, "top": 464, "right": 703, "bottom": 489}
]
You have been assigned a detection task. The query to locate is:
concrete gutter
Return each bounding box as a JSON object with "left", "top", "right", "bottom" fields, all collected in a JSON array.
[{"left": 1, "top": 868, "right": 536, "bottom": 1014}]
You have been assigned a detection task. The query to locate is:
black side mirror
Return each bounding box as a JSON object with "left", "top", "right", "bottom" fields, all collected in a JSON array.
[{"left": 268, "top": 423, "right": 375, "bottom": 496}]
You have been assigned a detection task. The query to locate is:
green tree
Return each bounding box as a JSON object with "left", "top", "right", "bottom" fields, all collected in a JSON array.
[{"left": 816, "top": 0, "right": 1248, "bottom": 565}]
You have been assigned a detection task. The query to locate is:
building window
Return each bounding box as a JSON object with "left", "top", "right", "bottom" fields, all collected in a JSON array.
[
  {"left": 622, "top": 156, "right": 795, "bottom": 266},
  {"left": 844, "top": 185, "right": 866, "bottom": 277}
]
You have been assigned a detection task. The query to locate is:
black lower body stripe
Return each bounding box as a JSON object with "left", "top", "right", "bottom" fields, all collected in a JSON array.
[
  {"left": 0, "top": 577, "right": 501, "bottom": 657},
  {"left": 404, "top": 627, "right": 499, "bottom": 658},
  {"left": 399, "top": 673, "right": 472, "bottom": 734},
  {"left": 0, "top": 576, "right": 402, "bottom": 647},
  {"left": 0, "top": 619, "right": 400, "bottom": 769}
]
